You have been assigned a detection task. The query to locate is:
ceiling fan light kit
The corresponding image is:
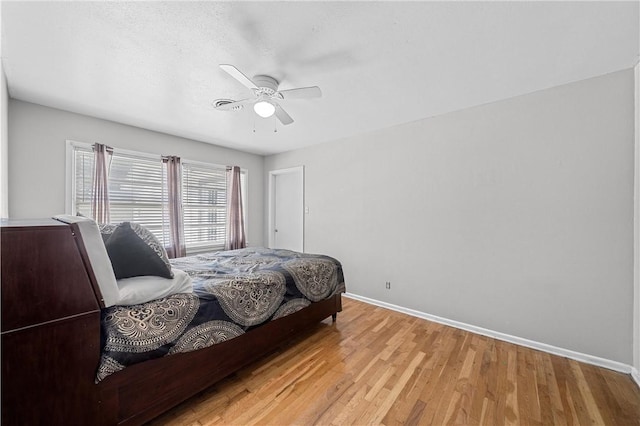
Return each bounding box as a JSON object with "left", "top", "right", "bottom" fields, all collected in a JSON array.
[
  {"left": 214, "top": 64, "right": 322, "bottom": 126},
  {"left": 253, "top": 100, "right": 275, "bottom": 118}
]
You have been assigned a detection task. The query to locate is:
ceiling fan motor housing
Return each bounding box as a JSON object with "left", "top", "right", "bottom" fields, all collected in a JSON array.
[{"left": 252, "top": 75, "right": 279, "bottom": 95}]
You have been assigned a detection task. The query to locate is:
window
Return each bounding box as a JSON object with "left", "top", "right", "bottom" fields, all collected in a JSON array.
[
  {"left": 73, "top": 146, "right": 95, "bottom": 218},
  {"left": 108, "top": 152, "right": 168, "bottom": 244},
  {"left": 182, "top": 162, "right": 227, "bottom": 252},
  {"left": 72, "top": 143, "right": 168, "bottom": 245},
  {"left": 68, "top": 141, "right": 247, "bottom": 253}
]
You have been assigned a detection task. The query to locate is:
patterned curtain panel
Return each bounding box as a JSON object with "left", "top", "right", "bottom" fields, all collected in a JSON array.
[
  {"left": 163, "top": 156, "right": 186, "bottom": 258},
  {"left": 91, "top": 143, "right": 112, "bottom": 224},
  {"left": 225, "top": 166, "right": 246, "bottom": 250}
]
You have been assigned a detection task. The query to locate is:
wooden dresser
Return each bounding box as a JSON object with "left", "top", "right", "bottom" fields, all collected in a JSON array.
[{"left": 1, "top": 219, "right": 102, "bottom": 425}]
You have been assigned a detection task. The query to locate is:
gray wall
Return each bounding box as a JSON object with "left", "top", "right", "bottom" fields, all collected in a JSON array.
[
  {"left": 265, "top": 69, "right": 635, "bottom": 364},
  {"left": 8, "top": 100, "right": 264, "bottom": 246}
]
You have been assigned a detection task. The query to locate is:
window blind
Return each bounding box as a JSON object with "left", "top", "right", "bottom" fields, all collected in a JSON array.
[
  {"left": 181, "top": 162, "right": 227, "bottom": 253},
  {"left": 73, "top": 146, "right": 94, "bottom": 218},
  {"left": 107, "top": 152, "right": 168, "bottom": 245}
]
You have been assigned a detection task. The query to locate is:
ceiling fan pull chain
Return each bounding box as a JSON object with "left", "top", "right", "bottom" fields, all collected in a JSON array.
[{"left": 274, "top": 116, "right": 278, "bottom": 133}]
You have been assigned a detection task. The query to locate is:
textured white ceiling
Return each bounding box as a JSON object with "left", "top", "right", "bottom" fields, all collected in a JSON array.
[{"left": 2, "top": 1, "right": 639, "bottom": 155}]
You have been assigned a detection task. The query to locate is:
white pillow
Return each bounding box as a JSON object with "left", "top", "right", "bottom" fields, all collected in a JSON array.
[{"left": 116, "top": 268, "right": 193, "bottom": 306}]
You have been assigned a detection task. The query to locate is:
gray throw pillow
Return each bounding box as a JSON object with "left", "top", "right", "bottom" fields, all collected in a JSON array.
[
  {"left": 100, "top": 222, "right": 173, "bottom": 278},
  {"left": 104, "top": 222, "right": 173, "bottom": 280}
]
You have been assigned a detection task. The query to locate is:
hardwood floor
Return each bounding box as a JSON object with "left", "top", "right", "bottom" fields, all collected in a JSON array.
[{"left": 148, "top": 297, "right": 640, "bottom": 425}]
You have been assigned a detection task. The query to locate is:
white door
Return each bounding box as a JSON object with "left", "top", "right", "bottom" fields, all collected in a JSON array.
[{"left": 269, "top": 167, "right": 304, "bottom": 252}]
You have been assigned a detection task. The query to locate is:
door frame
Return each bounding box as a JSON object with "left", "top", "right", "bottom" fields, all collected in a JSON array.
[{"left": 268, "top": 166, "right": 304, "bottom": 251}]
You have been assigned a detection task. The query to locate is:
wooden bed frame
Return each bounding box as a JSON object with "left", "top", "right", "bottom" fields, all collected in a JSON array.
[{"left": 1, "top": 219, "right": 342, "bottom": 425}]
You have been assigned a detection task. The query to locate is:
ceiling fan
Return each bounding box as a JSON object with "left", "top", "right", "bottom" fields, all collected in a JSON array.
[{"left": 213, "top": 64, "right": 322, "bottom": 125}]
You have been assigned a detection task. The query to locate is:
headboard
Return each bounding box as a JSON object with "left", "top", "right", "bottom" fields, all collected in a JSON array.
[
  {"left": 1, "top": 218, "right": 104, "bottom": 424},
  {"left": 53, "top": 214, "right": 118, "bottom": 307}
]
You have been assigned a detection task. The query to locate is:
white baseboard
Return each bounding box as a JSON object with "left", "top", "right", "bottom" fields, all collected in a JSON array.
[
  {"left": 344, "top": 292, "right": 632, "bottom": 375},
  {"left": 632, "top": 368, "right": 640, "bottom": 389}
]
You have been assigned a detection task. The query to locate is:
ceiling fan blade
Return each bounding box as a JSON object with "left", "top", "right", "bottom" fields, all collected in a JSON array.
[
  {"left": 213, "top": 98, "right": 253, "bottom": 111},
  {"left": 277, "top": 86, "right": 322, "bottom": 100},
  {"left": 273, "top": 102, "right": 294, "bottom": 125},
  {"left": 219, "top": 64, "right": 258, "bottom": 90}
]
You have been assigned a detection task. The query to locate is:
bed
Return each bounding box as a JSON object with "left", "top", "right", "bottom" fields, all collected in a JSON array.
[
  {"left": 1, "top": 217, "right": 344, "bottom": 425},
  {"left": 97, "top": 246, "right": 346, "bottom": 383}
]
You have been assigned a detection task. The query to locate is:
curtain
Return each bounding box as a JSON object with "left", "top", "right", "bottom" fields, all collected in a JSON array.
[
  {"left": 225, "top": 166, "right": 246, "bottom": 250},
  {"left": 163, "top": 156, "right": 186, "bottom": 258},
  {"left": 91, "top": 143, "right": 112, "bottom": 223}
]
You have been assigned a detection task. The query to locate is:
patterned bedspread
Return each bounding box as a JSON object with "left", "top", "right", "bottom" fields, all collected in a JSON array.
[{"left": 96, "top": 247, "right": 345, "bottom": 382}]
